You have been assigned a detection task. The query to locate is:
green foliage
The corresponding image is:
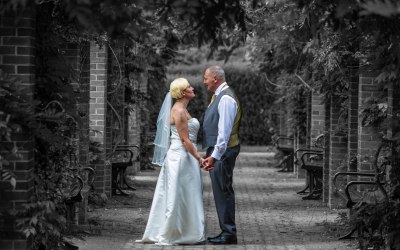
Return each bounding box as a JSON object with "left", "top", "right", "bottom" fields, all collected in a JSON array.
[
  {"left": 350, "top": 199, "right": 400, "bottom": 250},
  {"left": 360, "top": 97, "right": 388, "bottom": 128},
  {"left": 247, "top": 2, "right": 314, "bottom": 141},
  {"left": 1, "top": 0, "right": 250, "bottom": 51},
  {"left": 13, "top": 201, "right": 67, "bottom": 249},
  {"left": 225, "top": 67, "right": 276, "bottom": 145}
]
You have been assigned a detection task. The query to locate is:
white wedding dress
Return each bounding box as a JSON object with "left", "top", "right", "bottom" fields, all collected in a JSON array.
[{"left": 137, "top": 118, "right": 205, "bottom": 245}]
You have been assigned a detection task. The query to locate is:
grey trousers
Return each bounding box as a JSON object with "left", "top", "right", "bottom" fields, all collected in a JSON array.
[{"left": 207, "top": 145, "right": 240, "bottom": 236}]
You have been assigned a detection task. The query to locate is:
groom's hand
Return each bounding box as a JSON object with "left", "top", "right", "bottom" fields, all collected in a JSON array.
[{"left": 203, "top": 156, "right": 216, "bottom": 171}]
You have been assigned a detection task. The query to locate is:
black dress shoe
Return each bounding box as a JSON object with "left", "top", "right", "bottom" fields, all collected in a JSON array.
[
  {"left": 208, "top": 234, "right": 237, "bottom": 245},
  {"left": 207, "top": 232, "right": 223, "bottom": 241}
]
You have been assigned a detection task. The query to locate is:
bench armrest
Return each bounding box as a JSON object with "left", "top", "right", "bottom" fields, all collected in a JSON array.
[
  {"left": 112, "top": 148, "right": 134, "bottom": 164},
  {"left": 344, "top": 180, "right": 389, "bottom": 208},
  {"left": 294, "top": 148, "right": 323, "bottom": 161},
  {"left": 115, "top": 145, "right": 140, "bottom": 161},
  {"left": 333, "top": 171, "right": 375, "bottom": 193},
  {"left": 300, "top": 152, "right": 323, "bottom": 165}
]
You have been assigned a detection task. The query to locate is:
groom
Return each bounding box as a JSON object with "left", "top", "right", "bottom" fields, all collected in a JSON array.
[{"left": 202, "top": 65, "right": 242, "bottom": 245}]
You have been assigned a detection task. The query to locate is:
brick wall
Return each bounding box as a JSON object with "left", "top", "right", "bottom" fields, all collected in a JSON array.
[{"left": 0, "top": 6, "right": 36, "bottom": 250}]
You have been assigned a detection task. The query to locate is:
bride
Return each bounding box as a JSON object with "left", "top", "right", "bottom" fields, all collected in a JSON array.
[{"left": 137, "top": 78, "right": 206, "bottom": 245}]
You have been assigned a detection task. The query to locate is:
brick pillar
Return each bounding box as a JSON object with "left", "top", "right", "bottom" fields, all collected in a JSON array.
[
  {"left": 310, "top": 92, "right": 329, "bottom": 202},
  {"left": 387, "top": 82, "right": 400, "bottom": 178},
  {"left": 107, "top": 43, "right": 126, "bottom": 147},
  {"left": 358, "top": 74, "right": 381, "bottom": 173},
  {"left": 64, "top": 42, "right": 91, "bottom": 223},
  {"left": 295, "top": 93, "right": 312, "bottom": 178},
  {"left": 310, "top": 93, "right": 325, "bottom": 141},
  {"left": 348, "top": 67, "right": 359, "bottom": 172},
  {"left": 278, "top": 101, "right": 288, "bottom": 136},
  {"left": 322, "top": 97, "right": 331, "bottom": 203},
  {"left": 305, "top": 93, "right": 312, "bottom": 147},
  {"left": 140, "top": 69, "right": 152, "bottom": 169},
  {"left": 127, "top": 70, "right": 147, "bottom": 172},
  {"left": 0, "top": 6, "right": 36, "bottom": 249},
  {"left": 328, "top": 95, "right": 347, "bottom": 208},
  {"left": 89, "top": 42, "right": 111, "bottom": 196},
  {"left": 77, "top": 42, "right": 90, "bottom": 223}
]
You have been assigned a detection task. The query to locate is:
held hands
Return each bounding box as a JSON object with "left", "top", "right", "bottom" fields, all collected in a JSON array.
[
  {"left": 199, "top": 157, "right": 205, "bottom": 168},
  {"left": 201, "top": 156, "right": 216, "bottom": 171}
]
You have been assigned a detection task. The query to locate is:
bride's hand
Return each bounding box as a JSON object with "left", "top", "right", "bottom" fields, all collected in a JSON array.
[{"left": 199, "top": 158, "right": 205, "bottom": 168}]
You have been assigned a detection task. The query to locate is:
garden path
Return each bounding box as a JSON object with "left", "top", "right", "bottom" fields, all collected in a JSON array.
[{"left": 73, "top": 146, "right": 357, "bottom": 250}]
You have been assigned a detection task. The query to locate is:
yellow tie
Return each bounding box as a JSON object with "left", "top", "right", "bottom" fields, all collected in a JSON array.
[{"left": 208, "top": 94, "right": 216, "bottom": 108}]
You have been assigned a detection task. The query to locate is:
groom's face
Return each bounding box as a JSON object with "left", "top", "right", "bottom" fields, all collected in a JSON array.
[{"left": 203, "top": 69, "right": 218, "bottom": 93}]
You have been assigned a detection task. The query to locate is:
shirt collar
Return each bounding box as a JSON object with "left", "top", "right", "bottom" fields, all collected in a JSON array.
[{"left": 215, "top": 82, "right": 228, "bottom": 96}]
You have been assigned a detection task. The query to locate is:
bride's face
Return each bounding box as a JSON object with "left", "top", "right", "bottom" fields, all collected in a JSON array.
[{"left": 182, "top": 85, "right": 195, "bottom": 100}]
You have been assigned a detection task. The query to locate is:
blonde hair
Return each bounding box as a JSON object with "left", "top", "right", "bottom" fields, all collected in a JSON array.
[{"left": 170, "top": 78, "right": 190, "bottom": 99}]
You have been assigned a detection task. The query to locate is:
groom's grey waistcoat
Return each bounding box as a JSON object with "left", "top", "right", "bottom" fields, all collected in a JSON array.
[{"left": 202, "top": 87, "right": 242, "bottom": 149}]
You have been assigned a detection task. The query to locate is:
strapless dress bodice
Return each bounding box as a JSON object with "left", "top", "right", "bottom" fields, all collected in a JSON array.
[{"left": 170, "top": 118, "right": 200, "bottom": 143}]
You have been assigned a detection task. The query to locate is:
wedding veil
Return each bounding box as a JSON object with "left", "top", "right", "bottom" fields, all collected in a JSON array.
[{"left": 151, "top": 92, "right": 172, "bottom": 166}]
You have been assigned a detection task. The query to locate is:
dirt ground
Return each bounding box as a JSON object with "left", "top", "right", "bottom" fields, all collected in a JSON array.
[{"left": 71, "top": 146, "right": 358, "bottom": 250}]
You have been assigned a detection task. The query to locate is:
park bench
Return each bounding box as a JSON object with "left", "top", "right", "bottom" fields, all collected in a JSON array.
[
  {"left": 333, "top": 140, "right": 392, "bottom": 245},
  {"left": 295, "top": 134, "right": 324, "bottom": 200},
  {"left": 297, "top": 151, "right": 323, "bottom": 200},
  {"left": 273, "top": 135, "right": 294, "bottom": 172},
  {"left": 110, "top": 145, "right": 140, "bottom": 196}
]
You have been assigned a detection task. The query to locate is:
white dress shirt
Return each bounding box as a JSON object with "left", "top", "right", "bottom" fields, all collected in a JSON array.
[{"left": 211, "top": 82, "right": 238, "bottom": 160}]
